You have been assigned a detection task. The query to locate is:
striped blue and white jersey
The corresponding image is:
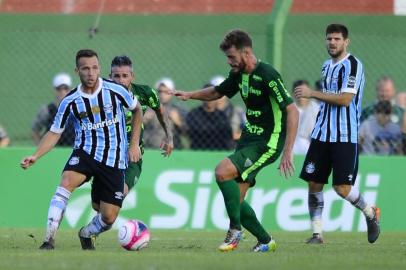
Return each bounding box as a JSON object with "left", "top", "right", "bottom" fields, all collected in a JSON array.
[
  {"left": 50, "top": 78, "right": 138, "bottom": 169},
  {"left": 311, "top": 54, "right": 365, "bottom": 143}
]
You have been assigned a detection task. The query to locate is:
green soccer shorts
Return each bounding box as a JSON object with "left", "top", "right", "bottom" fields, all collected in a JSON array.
[
  {"left": 125, "top": 159, "right": 143, "bottom": 190},
  {"left": 228, "top": 143, "right": 282, "bottom": 187}
]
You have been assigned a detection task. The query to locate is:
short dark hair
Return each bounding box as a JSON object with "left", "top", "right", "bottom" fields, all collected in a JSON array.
[
  {"left": 292, "top": 79, "right": 309, "bottom": 90},
  {"left": 326, "top": 24, "right": 349, "bottom": 39},
  {"left": 375, "top": 100, "right": 392, "bottom": 115},
  {"left": 219, "top": 29, "right": 252, "bottom": 51},
  {"left": 111, "top": 55, "right": 133, "bottom": 68},
  {"left": 75, "top": 49, "right": 98, "bottom": 67}
]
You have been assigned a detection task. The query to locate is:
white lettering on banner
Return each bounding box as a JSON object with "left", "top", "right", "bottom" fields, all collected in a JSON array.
[
  {"left": 211, "top": 191, "right": 229, "bottom": 230},
  {"left": 63, "top": 170, "right": 380, "bottom": 232},
  {"left": 250, "top": 189, "right": 279, "bottom": 221},
  {"left": 150, "top": 171, "right": 193, "bottom": 228},
  {"left": 276, "top": 189, "right": 308, "bottom": 231}
]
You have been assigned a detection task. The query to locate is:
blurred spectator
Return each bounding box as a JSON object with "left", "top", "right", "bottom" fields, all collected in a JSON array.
[
  {"left": 210, "top": 75, "right": 246, "bottom": 142},
  {"left": 359, "top": 100, "right": 402, "bottom": 155},
  {"left": 143, "top": 77, "right": 187, "bottom": 149},
  {"left": 31, "top": 73, "right": 75, "bottom": 146},
  {"left": 186, "top": 83, "right": 233, "bottom": 150},
  {"left": 0, "top": 124, "right": 10, "bottom": 147},
  {"left": 396, "top": 92, "right": 406, "bottom": 110},
  {"left": 361, "top": 76, "right": 405, "bottom": 128},
  {"left": 291, "top": 80, "right": 319, "bottom": 154}
]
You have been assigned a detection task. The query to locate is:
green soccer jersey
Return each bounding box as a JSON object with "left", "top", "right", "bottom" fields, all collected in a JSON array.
[
  {"left": 125, "top": 83, "right": 160, "bottom": 149},
  {"left": 215, "top": 60, "right": 293, "bottom": 149}
]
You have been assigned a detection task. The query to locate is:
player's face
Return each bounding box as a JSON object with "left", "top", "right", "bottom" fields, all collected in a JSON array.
[
  {"left": 75, "top": 56, "right": 100, "bottom": 90},
  {"left": 110, "top": 65, "right": 134, "bottom": 90},
  {"left": 224, "top": 46, "right": 247, "bottom": 73},
  {"left": 325, "top": 32, "right": 349, "bottom": 59}
]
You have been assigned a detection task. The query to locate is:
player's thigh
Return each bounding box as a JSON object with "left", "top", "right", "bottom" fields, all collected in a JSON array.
[
  {"left": 300, "top": 139, "right": 332, "bottom": 184},
  {"left": 125, "top": 160, "right": 142, "bottom": 191},
  {"left": 62, "top": 149, "right": 93, "bottom": 191},
  {"left": 230, "top": 143, "right": 281, "bottom": 186},
  {"left": 92, "top": 164, "right": 125, "bottom": 208},
  {"left": 215, "top": 158, "right": 239, "bottom": 181},
  {"left": 60, "top": 171, "right": 87, "bottom": 192},
  {"left": 331, "top": 142, "right": 358, "bottom": 186}
]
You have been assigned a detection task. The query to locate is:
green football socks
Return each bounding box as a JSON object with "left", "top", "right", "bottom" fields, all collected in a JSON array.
[
  {"left": 217, "top": 180, "right": 241, "bottom": 230},
  {"left": 240, "top": 200, "right": 272, "bottom": 244}
]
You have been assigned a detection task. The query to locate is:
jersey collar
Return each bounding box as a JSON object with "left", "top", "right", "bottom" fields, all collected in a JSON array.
[{"left": 78, "top": 77, "right": 103, "bottom": 98}]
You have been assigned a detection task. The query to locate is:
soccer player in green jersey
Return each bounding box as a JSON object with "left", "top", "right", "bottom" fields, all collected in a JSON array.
[
  {"left": 174, "top": 29, "right": 299, "bottom": 252},
  {"left": 92, "top": 55, "right": 173, "bottom": 208}
]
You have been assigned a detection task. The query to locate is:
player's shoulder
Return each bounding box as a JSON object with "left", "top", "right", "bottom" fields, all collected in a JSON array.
[
  {"left": 132, "top": 83, "right": 154, "bottom": 94},
  {"left": 255, "top": 60, "right": 281, "bottom": 80},
  {"left": 60, "top": 87, "right": 79, "bottom": 104},
  {"left": 101, "top": 78, "right": 128, "bottom": 93}
]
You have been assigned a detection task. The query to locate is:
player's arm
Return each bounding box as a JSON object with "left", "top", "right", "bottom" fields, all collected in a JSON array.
[
  {"left": 128, "top": 101, "right": 143, "bottom": 163},
  {"left": 294, "top": 85, "right": 354, "bottom": 107},
  {"left": 20, "top": 131, "right": 61, "bottom": 169},
  {"left": 279, "top": 103, "right": 299, "bottom": 178},
  {"left": 154, "top": 105, "right": 174, "bottom": 157},
  {"left": 174, "top": 86, "right": 223, "bottom": 101}
]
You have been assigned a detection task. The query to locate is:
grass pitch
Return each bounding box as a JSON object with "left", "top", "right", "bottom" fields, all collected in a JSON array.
[{"left": 0, "top": 228, "right": 405, "bottom": 270}]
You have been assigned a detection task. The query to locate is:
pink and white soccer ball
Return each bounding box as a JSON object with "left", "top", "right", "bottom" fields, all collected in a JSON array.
[{"left": 118, "top": 220, "right": 150, "bottom": 251}]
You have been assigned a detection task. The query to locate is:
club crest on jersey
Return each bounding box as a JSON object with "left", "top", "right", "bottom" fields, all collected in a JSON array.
[
  {"left": 69, "top": 156, "right": 79, "bottom": 166},
  {"left": 305, "top": 162, "right": 315, "bottom": 174},
  {"left": 244, "top": 158, "right": 253, "bottom": 168},
  {"left": 103, "top": 103, "right": 113, "bottom": 113}
]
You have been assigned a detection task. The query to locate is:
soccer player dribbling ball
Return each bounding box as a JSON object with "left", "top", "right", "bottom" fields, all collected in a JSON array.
[
  {"left": 174, "top": 29, "right": 299, "bottom": 252},
  {"left": 20, "top": 49, "right": 143, "bottom": 250},
  {"left": 294, "top": 24, "right": 380, "bottom": 244}
]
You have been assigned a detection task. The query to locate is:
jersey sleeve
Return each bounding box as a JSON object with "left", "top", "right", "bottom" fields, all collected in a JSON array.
[
  {"left": 214, "top": 71, "right": 239, "bottom": 98},
  {"left": 50, "top": 99, "right": 72, "bottom": 133},
  {"left": 145, "top": 86, "right": 161, "bottom": 110},
  {"left": 116, "top": 84, "right": 138, "bottom": 110},
  {"left": 263, "top": 69, "right": 293, "bottom": 109},
  {"left": 341, "top": 56, "right": 363, "bottom": 94}
]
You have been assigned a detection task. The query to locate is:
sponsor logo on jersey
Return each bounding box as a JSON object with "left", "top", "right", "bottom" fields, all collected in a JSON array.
[
  {"left": 81, "top": 115, "right": 119, "bottom": 131},
  {"left": 347, "top": 76, "right": 356, "bottom": 88},
  {"left": 69, "top": 156, "right": 80, "bottom": 166}
]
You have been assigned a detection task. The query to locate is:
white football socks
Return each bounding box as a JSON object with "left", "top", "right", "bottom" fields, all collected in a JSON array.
[{"left": 44, "top": 186, "right": 71, "bottom": 242}]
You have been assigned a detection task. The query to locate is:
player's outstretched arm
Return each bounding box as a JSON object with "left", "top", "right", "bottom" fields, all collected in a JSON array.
[
  {"left": 294, "top": 85, "right": 354, "bottom": 107},
  {"left": 173, "top": 86, "right": 223, "bottom": 101},
  {"left": 20, "top": 131, "right": 61, "bottom": 169},
  {"left": 154, "top": 105, "right": 174, "bottom": 157},
  {"left": 128, "top": 101, "right": 143, "bottom": 163},
  {"left": 278, "top": 103, "right": 299, "bottom": 179}
]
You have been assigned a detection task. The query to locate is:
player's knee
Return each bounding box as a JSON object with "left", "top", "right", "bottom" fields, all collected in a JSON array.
[
  {"left": 215, "top": 165, "right": 227, "bottom": 181},
  {"left": 92, "top": 202, "right": 100, "bottom": 212},
  {"left": 100, "top": 213, "right": 117, "bottom": 225},
  {"left": 333, "top": 185, "right": 349, "bottom": 198}
]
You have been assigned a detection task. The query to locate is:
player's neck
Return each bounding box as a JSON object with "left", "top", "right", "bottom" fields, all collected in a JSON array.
[
  {"left": 244, "top": 55, "right": 258, "bottom": 74},
  {"left": 82, "top": 79, "right": 100, "bottom": 94},
  {"left": 331, "top": 51, "right": 348, "bottom": 64}
]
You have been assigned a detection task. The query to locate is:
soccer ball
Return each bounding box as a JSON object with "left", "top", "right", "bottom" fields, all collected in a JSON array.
[{"left": 118, "top": 219, "right": 150, "bottom": 251}]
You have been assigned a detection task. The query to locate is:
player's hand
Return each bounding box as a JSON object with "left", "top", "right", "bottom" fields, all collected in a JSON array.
[
  {"left": 160, "top": 137, "right": 174, "bottom": 157},
  {"left": 128, "top": 145, "right": 142, "bottom": 163},
  {"left": 172, "top": 90, "right": 191, "bottom": 101},
  {"left": 278, "top": 150, "right": 295, "bottom": 179},
  {"left": 20, "top": 155, "right": 37, "bottom": 170},
  {"left": 294, "top": 85, "right": 313, "bottom": 99}
]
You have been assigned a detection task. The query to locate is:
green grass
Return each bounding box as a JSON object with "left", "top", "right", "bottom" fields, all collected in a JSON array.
[{"left": 0, "top": 228, "right": 405, "bottom": 270}]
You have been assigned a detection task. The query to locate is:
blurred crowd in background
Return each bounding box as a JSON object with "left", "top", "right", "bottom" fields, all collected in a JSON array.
[{"left": 1, "top": 72, "right": 405, "bottom": 156}]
